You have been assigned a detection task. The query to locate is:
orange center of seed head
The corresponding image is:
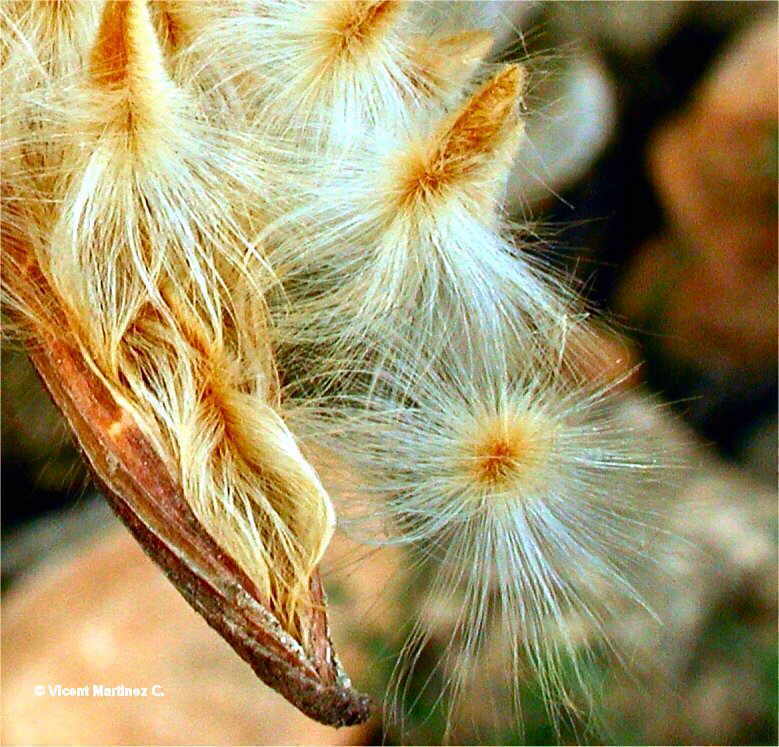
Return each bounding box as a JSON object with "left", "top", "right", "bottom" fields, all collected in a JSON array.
[
  {"left": 392, "top": 65, "right": 525, "bottom": 211},
  {"left": 90, "top": 0, "right": 132, "bottom": 87},
  {"left": 321, "top": 1, "right": 400, "bottom": 60},
  {"left": 469, "top": 416, "right": 551, "bottom": 491},
  {"left": 474, "top": 433, "right": 524, "bottom": 487}
]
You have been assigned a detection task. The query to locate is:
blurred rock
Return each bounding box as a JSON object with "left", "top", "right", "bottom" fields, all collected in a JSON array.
[
  {"left": 740, "top": 416, "right": 778, "bottom": 486},
  {"left": 1, "top": 519, "right": 382, "bottom": 746},
  {"left": 616, "top": 15, "right": 777, "bottom": 380},
  {"left": 605, "top": 461, "right": 777, "bottom": 746},
  {"left": 1, "top": 495, "right": 112, "bottom": 589},
  {"left": 552, "top": 1, "right": 689, "bottom": 57}
]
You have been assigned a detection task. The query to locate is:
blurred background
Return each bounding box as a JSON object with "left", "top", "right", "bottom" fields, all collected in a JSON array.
[{"left": 2, "top": 2, "right": 777, "bottom": 745}]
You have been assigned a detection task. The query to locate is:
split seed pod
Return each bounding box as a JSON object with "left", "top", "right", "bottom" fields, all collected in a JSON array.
[{"left": 1, "top": 0, "right": 368, "bottom": 726}]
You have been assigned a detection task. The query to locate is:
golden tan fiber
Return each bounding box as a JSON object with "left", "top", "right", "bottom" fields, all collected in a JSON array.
[
  {"left": 2, "top": 0, "right": 337, "bottom": 639},
  {"left": 407, "top": 30, "right": 494, "bottom": 97},
  {"left": 396, "top": 64, "right": 526, "bottom": 210}
]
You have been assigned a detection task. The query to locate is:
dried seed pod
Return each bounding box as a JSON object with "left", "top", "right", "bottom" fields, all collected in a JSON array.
[{"left": 2, "top": 0, "right": 367, "bottom": 726}]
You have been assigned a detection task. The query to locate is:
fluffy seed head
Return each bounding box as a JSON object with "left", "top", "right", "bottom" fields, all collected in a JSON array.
[
  {"left": 314, "top": 0, "right": 402, "bottom": 65},
  {"left": 291, "top": 330, "right": 679, "bottom": 732},
  {"left": 261, "top": 61, "right": 561, "bottom": 371}
]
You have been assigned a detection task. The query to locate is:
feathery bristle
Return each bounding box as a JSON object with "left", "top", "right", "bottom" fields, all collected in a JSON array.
[
  {"left": 315, "top": 1, "right": 402, "bottom": 64},
  {"left": 150, "top": 0, "right": 202, "bottom": 53},
  {"left": 1, "top": 1, "right": 99, "bottom": 84},
  {"left": 392, "top": 64, "right": 525, "bottom": 211}
]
